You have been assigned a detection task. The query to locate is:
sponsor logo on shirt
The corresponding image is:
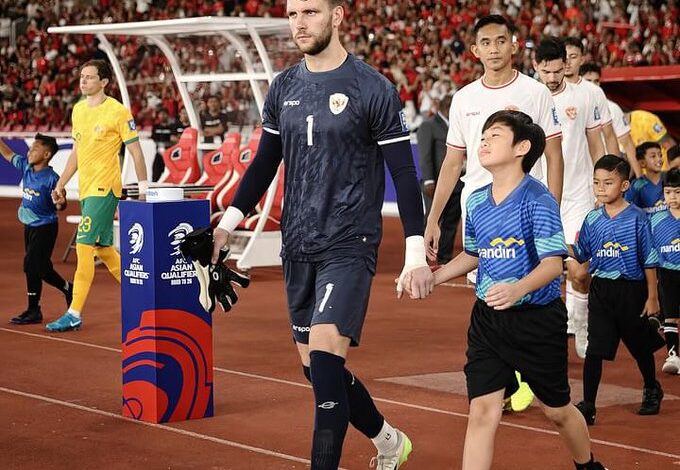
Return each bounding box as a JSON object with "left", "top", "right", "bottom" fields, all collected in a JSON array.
[
  {"left": 660, "top": 239, "right": 680, "bottom": 254},
  {"left": 399, "top": 109, "right": 409, "bottom": 132},
  {"left": 593, "top": 106, "right": 601, "bottom": 121},
  {"left": 283, "top": 100, "right": 300, "bottom": 107},
  {"left": 653, "top": 123, "right": 663, "bottom": 133},
  {"left": 504, "top": 105, "right": 519, "bottom": 112},
  {"left": 551, "top": 107, "right": 560, "bottom": 125},
  {"left": 596, "top": 241, "right": 629, "bottom": 258},
  {"left": 478, "top": 237, "right": 524, "bottom": 259},
  {"left": 466, "top": 111, "right": 481, "bottom": 117}
]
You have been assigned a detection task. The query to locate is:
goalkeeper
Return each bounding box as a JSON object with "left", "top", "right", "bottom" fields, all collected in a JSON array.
[{"left": 210, "top": 29, "right": 433, "bottom": 468}]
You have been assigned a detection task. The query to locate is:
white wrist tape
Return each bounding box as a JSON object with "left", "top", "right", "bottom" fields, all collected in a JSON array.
[
  {"left": 396, "top": 235, "right": 428, "bottom": 293},
  {"left": 404, "top": 235, "right": 427, "bottom": 268},
  {"left": 217, "top": 206, "right": 245, "bottom": 234},
  {"left": 138, "top": 180, "right": 149, "bottom": 195}
]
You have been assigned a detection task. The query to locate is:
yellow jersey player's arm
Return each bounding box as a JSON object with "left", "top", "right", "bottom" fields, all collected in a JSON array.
[
  {"left": 601, "top": 121, "right": 620, "bottom": 156},
  {"left": 544, "top": 136, "right": 564, "bottom": 206},
  {"left": 586, "top": 126, "right": 605, "bottom": 165},
  {"left": 126, "top": 139, "right": 149, "bottom": 183},
  {"left": 425, "top": 146, "right": 465, "bottom": 260},
  {"left": 0, "top": 138, "right": 16, "bottom": 161},
  {"left": 619, "top": 133, "right": 641, "bottom": 178},
  {"left": 660, "top": 133, "right": 678, "bottom": 151}
]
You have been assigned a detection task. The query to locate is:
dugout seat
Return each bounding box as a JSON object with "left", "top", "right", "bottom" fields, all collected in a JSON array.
[
  {"left": 191, "top": 132, "right": 241, "bottom": 207},
  {"left": 157, "top": 127, "right": 200, "bottom": 185},
  {"left": 210, "top": 127, "right": 284, "bottom": 232}
]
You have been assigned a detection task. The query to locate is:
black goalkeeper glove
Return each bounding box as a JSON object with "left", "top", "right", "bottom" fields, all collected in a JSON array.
[{"left": 179, "top": 227, "right": 250, "bottom": 313}]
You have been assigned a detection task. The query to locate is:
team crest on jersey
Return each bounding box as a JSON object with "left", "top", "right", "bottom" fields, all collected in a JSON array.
[
  {"left": 128, "top": 119, "right": 137, "bottom": 131},
  {"left": 566, "top": 107, "right": 578, "bottom": 120},
  {"left": 329, "top": 93, "right": 349, "bottom": 115},
  {"left": 653, "top": 123, "right": 663, "bottom": 133},
  {"left": 504, "top": 105, "right": 519, "bottom": 112}
]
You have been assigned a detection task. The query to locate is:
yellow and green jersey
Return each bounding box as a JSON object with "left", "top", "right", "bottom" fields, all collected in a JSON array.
[
  {"left": 630, "top": 110, "right": 670, "bottom": 170},
  {"left": 72, "top": 97, "right": 139, "bottom": 199}
]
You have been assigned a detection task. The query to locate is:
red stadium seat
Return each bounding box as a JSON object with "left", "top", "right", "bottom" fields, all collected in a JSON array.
[
  {"left": 37, "top": 125, "right": 49, "bottom": 132},
  {"left": 24, "top": 124, "right": 37, "bottom": 132},
  {"left": 214, "top": 127, "right": 262, "bottom": 212},
  {"left": 191, "top": 132, "right": 241, "bottom": 206},
  {"left": 157, "top": 127, "right": 200, "bottom": 185},
  {"left": 211, "top": 127, "right": 284, "bottom": 232}
]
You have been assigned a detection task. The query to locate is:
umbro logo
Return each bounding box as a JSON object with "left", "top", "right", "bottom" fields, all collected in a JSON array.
[
  {"left": 318, "top": 401, "right": 339, "bottom": 410},
  {"left": 284, "top": 100, "right": 300, "bottom": 107}
]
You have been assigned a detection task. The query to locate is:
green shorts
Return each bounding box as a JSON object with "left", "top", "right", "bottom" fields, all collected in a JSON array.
[{"left": 77, "top": 191, "right": 119, "bottom": 246}]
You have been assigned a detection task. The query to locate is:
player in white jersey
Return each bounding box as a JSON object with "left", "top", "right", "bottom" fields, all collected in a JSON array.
[
  {"left": 579, "top": 62, "right": 641, "bottom": 178},
  {"left": 425, "top": 15, "right": 563, "bottom": 260},
  {"left": 425, "top": 14, "right": 564, "bottom": 413},
  {"left": 563, "top": 37, "right": 620, "bottom": 157},
  {"left": 534, "top": 38, "right": 606, "bottom": 358}
]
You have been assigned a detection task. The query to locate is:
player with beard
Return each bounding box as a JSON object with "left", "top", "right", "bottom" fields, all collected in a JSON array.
[
  {"left": 533, "top": 38, "right": 606, "bottom": 359},
  {"left": 212, "top": 1, "right": 433, "bottom": 468}
]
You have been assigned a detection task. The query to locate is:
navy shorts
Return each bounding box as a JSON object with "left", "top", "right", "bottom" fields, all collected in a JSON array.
[
  {"left": 587, "top": 277, "right": 665, "bottom": 360},
  {"left": 283, "top": 256, "right": 375, "bottom": 346},
  {"left": 658, "top": 268, "right": 680, "bottom": 319},
  {"left": 465, "top": 298, "right": 571, "bottom": 408}
]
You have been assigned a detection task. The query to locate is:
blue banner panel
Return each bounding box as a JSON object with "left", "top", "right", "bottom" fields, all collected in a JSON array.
[{"left": 120, "top": 199, "right": 213, "bottom": 423}]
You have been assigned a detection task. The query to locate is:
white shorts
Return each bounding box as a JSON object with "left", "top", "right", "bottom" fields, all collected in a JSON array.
[{"left": 561, "top": 199, "right": 593, "bottom": 244}]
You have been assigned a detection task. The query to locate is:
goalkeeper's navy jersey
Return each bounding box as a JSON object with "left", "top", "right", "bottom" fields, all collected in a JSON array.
[
  {"left": 464, "top": 175, "right": 567, "bottom": 306},
  {"left": 262, "top": 54, "right": 410, "bottom": 260}
]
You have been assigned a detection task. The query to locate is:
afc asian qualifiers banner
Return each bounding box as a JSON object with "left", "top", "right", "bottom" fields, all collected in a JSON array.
[{"left": 119, "top": 199, "right": 212, "bottom": 423}]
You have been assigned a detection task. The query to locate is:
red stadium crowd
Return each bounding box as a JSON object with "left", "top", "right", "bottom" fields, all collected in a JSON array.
[{"left": 0, "top": 0, "right": 678, "bottom": 131}]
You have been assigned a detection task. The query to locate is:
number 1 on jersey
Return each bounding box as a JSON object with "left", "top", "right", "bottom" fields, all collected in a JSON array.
[{"left": 306, "top": 114, "right": 314, "bottom": 146}]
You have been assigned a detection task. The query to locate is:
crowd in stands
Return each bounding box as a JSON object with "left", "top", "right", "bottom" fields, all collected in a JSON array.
[{"left": 0, "top": 0, "right": 678, "bottom": 132}]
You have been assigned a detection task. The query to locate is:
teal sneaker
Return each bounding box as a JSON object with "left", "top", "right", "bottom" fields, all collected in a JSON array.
[
  {"left": 46, "top": 312, "right": 82, "bottom": 332},
  {"left": 370, "top": 429, "right": 412, "bottom": 469}
]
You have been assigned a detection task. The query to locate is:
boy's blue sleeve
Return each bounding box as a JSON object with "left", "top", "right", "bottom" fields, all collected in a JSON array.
[
  {"left": 638, "top": 215, "right": 659, "bottom": 268},
  {"left": 11, "top": 154, "right": 27, "bottom": 173},
  {"left": 624, "top": 180, "right": 640, "bottom": 206},
  {"left": 572, "top": 217, "right": 592, "bottom": 263},
  {"left": 463, "top": 209, "right": 478, "bottom": 257},
  {"left": 532, "top": 194, "right": 568, "bottom": 260}
]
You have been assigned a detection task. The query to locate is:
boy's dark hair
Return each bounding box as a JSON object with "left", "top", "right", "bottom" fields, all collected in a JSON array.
[
  {"left": 473, "top": 14, "right": 515, "bottom": 38},
  {"left": 579, "top": 62, "right": 602, "bottom": 76},
  {"left": 482, "top": 110, "right": 546, "bottom": 173},
  {"left": 81, "top": 59, "right": 113, "bottom": 83},
  {"left": 534, "top": 37, "right": 566, "bottom": 63},
  {"left": 594, "top": 154, "right": 630, "bottom": 179},
  {"left": 667, "top": 144, "right": 680, "bottom": 163},
  {"left": 34, "top": 133, "right": 59, "bottom": 158},
  {"left": 563, "top": 36, "right": 584, "bottom": 53},
  {"left": 635, "top": 141, "right": 662, "bottom": 161},
  {"left": 663, "top": 168, "right": 680, "bottom": 188}
]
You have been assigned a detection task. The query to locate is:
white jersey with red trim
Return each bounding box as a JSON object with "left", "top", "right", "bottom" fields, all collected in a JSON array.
[
  {"left": 447, "top": 70, "right": 562, "bottom": 191},
  {"left": 576, "top": 77, "right": 612, "bottom": 128},
  {"left": 553, "top": 81, "right": 600, "bottom": 203},
  {"left": 608, "top": 99, "right": 631, "bottom": 138}
]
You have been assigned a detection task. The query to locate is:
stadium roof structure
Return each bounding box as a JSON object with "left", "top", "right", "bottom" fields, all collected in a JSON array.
[{"left": 48, "top": 17, "right": 292, "bottom": 269}]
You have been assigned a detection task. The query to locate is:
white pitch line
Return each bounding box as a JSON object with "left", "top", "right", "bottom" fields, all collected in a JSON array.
[
  {"left": 2, "top": 327, "right": 679, "bottom": 460},
  {"left": 0, "top": 386, "right": 341, "bottom": 469}
]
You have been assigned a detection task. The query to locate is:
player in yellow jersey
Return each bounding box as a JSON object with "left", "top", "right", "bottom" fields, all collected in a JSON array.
[
  {"left": 627, "top": 109, "right": 678, "bottom": 171},
  {"left": 47, "top": 60, "right": 149, "bottom": 332}
]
